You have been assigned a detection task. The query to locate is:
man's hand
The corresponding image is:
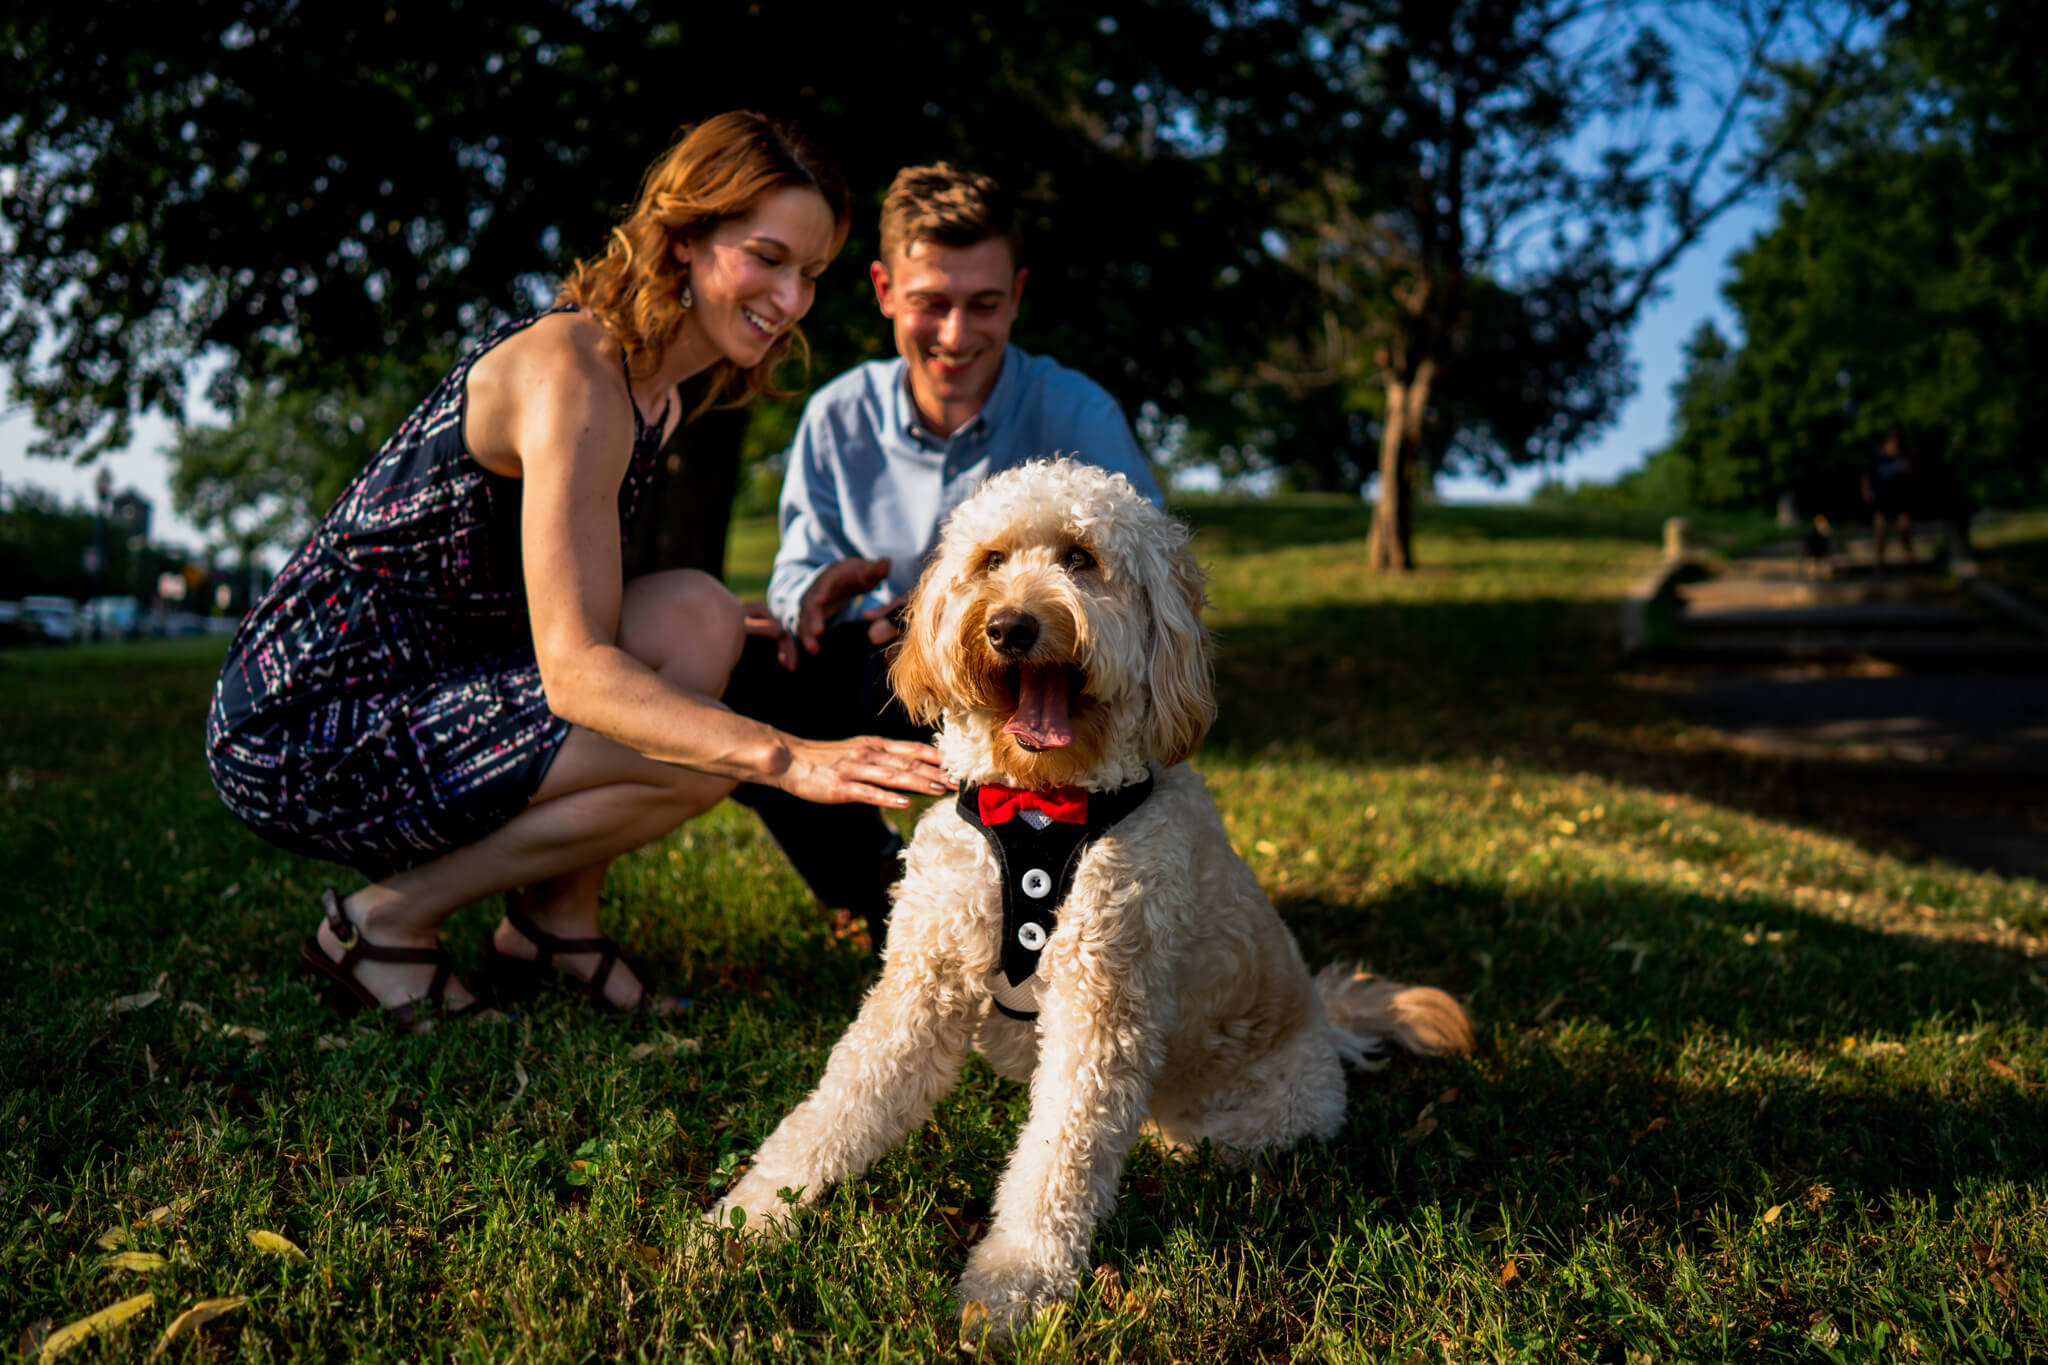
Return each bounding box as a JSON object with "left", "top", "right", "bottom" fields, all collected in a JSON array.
[
  {"left": 797, "top": 556, "right": 893, "bottom": 656},
  {"left": 741, "top": 600, "right": 797, "bottom": 672},
  {"left": 860, "top": 593, "right": 909, "bottom": 647}
]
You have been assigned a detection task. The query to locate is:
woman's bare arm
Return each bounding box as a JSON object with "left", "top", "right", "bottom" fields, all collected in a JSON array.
[{"left": 469, "top": 316, "right": 946, "bottom": 806}]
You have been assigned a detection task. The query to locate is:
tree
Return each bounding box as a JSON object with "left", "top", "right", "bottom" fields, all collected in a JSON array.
[
  {"left": 165, "top": 358, "right": 430, "bottom": 561},
  {"left": 1642, "top": 0, "right": 2048, "bottom": 519},
  {"left": 1196, "top": 0, "right": 1878, "bottom": 569},
  {"left": 3, "top": 2, "right": 1258, "bottom": 567}
]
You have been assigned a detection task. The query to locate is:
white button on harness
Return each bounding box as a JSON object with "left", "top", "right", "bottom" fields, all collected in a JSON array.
[
  {"left": 1016, "top": 921, "right": 1048, "bottom": 951},
  {"left": 1020, "top": 868, "right": 1052, "bottom": 899}
]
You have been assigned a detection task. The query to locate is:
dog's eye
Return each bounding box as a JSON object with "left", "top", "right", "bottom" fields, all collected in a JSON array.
[
  {"left": 1064, "top": 546, "right": 1097, "bottom": 573},
  {"left": 981, "top": 550, "right": 1006, "bottom": 573}
]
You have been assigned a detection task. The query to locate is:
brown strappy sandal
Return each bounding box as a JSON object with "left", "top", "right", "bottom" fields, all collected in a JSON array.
[
  {"left": 297, "top": 889, "right": 476, "bottom": 1032},
  {"left": 483, "top": 898, "right": 688, "bottom": 1016}
]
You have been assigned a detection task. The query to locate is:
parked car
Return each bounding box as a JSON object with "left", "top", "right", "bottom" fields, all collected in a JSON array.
[
  {"left": 81, "top": 595, "right": 143, "bottom": 640},
  {"left": 158, "top": 610, "right": 208, "bottom": 638},
  {"left": 0, "top": 601, "right": 27, "bottom": 647},
  {"left": 19, "top": 596, "right": 81, "bottom": 643}
]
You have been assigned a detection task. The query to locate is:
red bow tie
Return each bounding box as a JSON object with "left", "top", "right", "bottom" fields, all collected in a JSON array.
[{"left": 977, "top": 784, "right": 1090, "bottom": 826}]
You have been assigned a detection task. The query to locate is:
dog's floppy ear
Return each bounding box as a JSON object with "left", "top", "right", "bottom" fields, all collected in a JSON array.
[
  {"left": 1141, "top": 525, "right": 1216, "bottom": 767},
  {"left": 886, "top": 555, "right": 953, "bottom": 726}
]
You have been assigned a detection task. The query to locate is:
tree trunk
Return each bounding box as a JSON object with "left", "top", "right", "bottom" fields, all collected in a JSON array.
[
  {"left": 622, "top": 378, "right": 751, "bottom": 581},
  {"left": 1366, "top": 364, "right": 1434, "bottom": 572}
]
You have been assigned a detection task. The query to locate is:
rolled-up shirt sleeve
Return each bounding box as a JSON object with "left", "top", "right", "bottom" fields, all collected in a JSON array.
[{"left": 767, "top": 412, "right": 847, "bottom": 636}]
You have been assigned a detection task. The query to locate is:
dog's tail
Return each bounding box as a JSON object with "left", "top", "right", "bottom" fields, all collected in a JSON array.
[{"left": 1314, "top": 964, "right": 1474, "bottom": 1071}]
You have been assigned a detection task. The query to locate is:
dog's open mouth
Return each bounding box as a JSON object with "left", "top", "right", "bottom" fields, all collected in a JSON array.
[{"left": 1002, "top": 663, "right": 1084, "bottom": 751}]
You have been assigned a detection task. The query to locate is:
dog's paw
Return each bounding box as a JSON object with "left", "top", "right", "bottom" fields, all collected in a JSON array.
[
  {"left": 956, "top": 1231, "right": 1077, "bottom": 1342},
  {"left": 706, "top": 1172, "right": 802, "bottom": 1240}
]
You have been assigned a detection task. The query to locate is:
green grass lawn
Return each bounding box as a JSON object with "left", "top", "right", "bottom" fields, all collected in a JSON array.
[{"left": 3, "top": 502, "right": 2044, "bottom": 1362}]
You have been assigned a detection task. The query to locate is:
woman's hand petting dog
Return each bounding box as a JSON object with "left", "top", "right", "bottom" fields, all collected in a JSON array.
[{"left": 769, "top": 734, "right": 953, "bottom": 807}]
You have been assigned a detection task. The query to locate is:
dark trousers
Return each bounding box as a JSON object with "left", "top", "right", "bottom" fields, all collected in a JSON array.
[{"left": 723, "top": 622, "right": 930, "bottom": 937}]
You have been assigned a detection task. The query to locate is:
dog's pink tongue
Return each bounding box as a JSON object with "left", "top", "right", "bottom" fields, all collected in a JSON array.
[{"left": 1004, "top": 666, "right": 1074, "bottom": 749}]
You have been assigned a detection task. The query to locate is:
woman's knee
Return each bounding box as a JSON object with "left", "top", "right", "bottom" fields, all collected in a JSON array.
[{"left": 618, "top": 569, "right": 746, "bottom": 688}]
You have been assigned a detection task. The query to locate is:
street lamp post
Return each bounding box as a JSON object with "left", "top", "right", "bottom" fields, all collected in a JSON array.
[{"left": 87, "top": 467, "right": 114, "bottom": 632}]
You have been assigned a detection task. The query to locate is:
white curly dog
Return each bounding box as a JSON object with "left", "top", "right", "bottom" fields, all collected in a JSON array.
[{"left": 715, "top": 458, "right": 1472, "bottom": 1336}]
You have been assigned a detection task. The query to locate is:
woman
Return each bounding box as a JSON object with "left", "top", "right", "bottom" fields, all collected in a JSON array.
[{"left": 206, "top": 112, "right": 947, "bottom": 1027}]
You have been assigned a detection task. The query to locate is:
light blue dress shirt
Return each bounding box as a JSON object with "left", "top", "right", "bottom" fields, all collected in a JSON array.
[{"left": 767, "top": 345, "right": 1164, "bottom": 634}]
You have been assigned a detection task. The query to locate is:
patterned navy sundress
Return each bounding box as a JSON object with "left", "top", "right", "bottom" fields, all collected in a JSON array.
[{"left": 206, "top": 307, "right": 669, "bottom": 878}]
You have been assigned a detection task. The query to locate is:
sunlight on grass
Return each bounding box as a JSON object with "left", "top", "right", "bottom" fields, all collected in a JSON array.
[{"left": 2, "top": 502, "right": 2042, "bottom": 1361}]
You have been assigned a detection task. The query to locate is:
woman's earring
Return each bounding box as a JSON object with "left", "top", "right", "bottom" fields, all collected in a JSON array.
[{"left": 679, "top": 281, "right": 694, "bottom": 311}]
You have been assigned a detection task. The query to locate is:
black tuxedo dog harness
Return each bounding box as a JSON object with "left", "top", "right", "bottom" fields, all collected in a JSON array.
[{"left": 957, "top": 773, "right": 1155, "bottom": 1021}]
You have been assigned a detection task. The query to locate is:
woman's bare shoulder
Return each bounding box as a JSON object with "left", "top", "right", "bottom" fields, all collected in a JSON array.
[
  {"left": 475, "top": 310, "right": 617, "bottom": 391},
  {"left": 466, "top": 312, "right": 624, "bottom": 474}
]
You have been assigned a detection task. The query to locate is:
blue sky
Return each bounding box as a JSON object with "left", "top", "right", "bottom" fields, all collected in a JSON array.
[{"left": 1440, "top": 201, "right": 1765, "bottom": 504}]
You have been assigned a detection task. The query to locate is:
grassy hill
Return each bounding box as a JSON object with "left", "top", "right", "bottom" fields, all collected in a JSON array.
[{"left": 2, "top": 502, "right": 2041, "bottom": 1361}]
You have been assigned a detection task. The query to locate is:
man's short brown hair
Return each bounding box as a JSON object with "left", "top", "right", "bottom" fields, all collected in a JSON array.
[{"left": 878, "top": 163, "right": 1022, "bottom": 267}]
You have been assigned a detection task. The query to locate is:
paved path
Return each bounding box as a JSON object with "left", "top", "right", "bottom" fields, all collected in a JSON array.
[{"left": 1633, "top": 533, "right": 2048, "bottom": 882}]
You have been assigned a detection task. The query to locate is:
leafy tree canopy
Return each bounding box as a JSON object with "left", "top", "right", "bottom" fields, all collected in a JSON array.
[
  {"left": 1644, "top": 0, "right": 2048, "bottom": 516},
  {"left": 3, "top": 1, "right": 1252, "bottom": 552},
  {"left": 1180, "top": 0, "right": 1873, "bottom": 567}
]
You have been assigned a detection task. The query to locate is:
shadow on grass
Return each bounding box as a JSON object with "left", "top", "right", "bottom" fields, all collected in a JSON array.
[
  {"left": 1204, "top": 595, "right": 2048, "bottom": 887},
  {"left": 1066, "top": 872, "right": 2046, "bottom": 1357}
]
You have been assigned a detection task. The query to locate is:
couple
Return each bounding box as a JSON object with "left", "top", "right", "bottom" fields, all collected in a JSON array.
[{"left": 205, "top": 111, "right": 1161, "bottom": 1026}]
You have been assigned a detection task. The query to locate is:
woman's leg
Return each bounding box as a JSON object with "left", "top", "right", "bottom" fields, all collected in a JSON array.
[{"left": 312, "top": 570, "right": 745, "bottom": 1012}]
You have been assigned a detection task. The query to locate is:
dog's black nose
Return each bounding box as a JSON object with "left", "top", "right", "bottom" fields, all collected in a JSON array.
[{"left": 985, "top": 609, "right": 1040, "bottom": 656}]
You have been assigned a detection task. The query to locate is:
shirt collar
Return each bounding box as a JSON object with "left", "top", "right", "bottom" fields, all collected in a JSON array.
[{"left": 894, "top": 346, "right": 1019, "bottom": 450}]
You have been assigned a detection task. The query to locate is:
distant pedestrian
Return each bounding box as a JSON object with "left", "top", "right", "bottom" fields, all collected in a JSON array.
[
  {"left": 1862, "top": 427, "right": 1916, "bottom": 570},
  {"left": 1799, "top": 514, "right": 1833, "bottom": 579}
]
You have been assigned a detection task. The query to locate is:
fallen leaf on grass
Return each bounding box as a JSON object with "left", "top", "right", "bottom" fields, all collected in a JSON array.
[
  {"left": 1093, "top": 1264, "right": 1125, "bottom": 1308},
  {"left": 1254, "top": 839, "right": 1278, "bottom": 856},
  {"left": 627, "top": 1034, "right": 702, "bottom": 1062},
  {"left": 17, "top": 1320, "right": 51, "bottom": 1358},
  {"left": 1498, "top": 1258, "right": 1519, "bottom": 1287},
  {"left": 141, "top": 1194, "right": 200, "bottom": 1227},
  {"left": 1634, "top": 1116, "right": 1671, "bottom": 1140},
  {"left": 104, "top": 1252, "right": 168, "bottom": 1273},
  {"left": 314, "top": 1035, "right": 348, "bottom": 1052},
  {"left": 1606, "top": 939, "right": 1650, "bottom": 974},
  {"left": 509, "top": 1060, "right": 530, "bottom": 1107},
  {"left": 94, "top": 1226, "right": 131, "bottom": 1251},
  {"left": 1985, "top": 1056, "right": 2019, "bottom": 1082},
  {"left": 247, "top": 1230, "right": 307, "bottom": 1263},
  {"left": 1970, "top": 1243, "right": 2018, "bottom": 1305},
  {"left": 959, "top": 1299, "right": 990, "bottom": 1345},
  {"left": 220, "top": 1025, "right": 268, "bottom": 1044},
  {"left": 109, "top": 992, "right": 161, "bottom": 1014},
  {"left": 1762, "top": 1204, "right": 1784, "bottom": 1224},
  {"left": 1398, "top": 1101, "right": 1438, "bottom": 1142},
  {"left": 38, "top": 1292, "right": 154, "bottom": 1359},
  {"left": 146, "top": 1297, "right": 248, "bottom": 1361}
]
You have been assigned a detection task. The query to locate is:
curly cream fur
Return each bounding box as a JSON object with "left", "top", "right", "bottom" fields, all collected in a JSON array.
[{"left": 715, "top": 459, "right": 1472, "bottom": 1339}]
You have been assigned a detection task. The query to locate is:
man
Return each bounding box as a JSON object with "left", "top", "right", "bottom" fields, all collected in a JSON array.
[
  {"left": 724, "top": 162, "right": 1162, "bottom": 945},
  {"left": 1862, "top": 427, "right": 1916, "bottom": 570}
]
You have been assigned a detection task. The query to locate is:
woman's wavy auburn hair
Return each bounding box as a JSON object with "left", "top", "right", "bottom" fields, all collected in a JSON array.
[{"left": 558, "top": 111, "right": 849, "bottom": 416}]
